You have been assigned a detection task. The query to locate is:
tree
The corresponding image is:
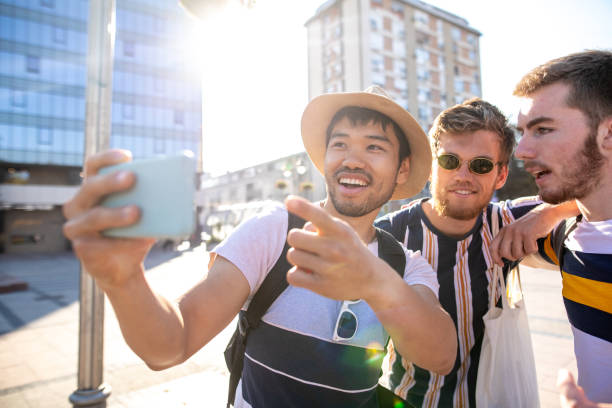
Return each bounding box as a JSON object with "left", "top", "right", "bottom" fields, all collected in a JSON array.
[{"left": 496, "top": 157, "right": 539, "bottom": 200}]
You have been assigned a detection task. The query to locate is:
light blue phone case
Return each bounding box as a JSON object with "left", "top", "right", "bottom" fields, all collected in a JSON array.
[{"left": 99, "top": 151, "right": 196, "bottom": 239}]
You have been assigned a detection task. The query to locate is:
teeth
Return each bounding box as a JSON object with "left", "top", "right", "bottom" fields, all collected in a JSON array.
[
  {"left": 455, "top": 190, "right": 472, "bottom": 195},
  {"left": 339, "top": 177, "right": 367, "bottom": 186}
]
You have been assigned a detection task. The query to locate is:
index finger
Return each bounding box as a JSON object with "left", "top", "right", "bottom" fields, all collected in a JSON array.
[
  {"left": 84, "top": 149, "right": 133, "bottom": 178},
  {"left": 284, "top": 195, "right": 343, "bottom": 236}
]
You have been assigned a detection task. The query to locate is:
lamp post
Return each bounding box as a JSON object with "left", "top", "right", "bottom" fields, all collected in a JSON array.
[{"left": 69, "top": 0, "right": 115, "bottom": 407}]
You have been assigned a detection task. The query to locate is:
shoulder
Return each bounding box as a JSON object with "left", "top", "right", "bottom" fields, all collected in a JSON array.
[
  {"left": 401, "top": 246, "right": 440, "bottom": 298},
  {"left": 212, "top": 201, "right": 289, "bottom": 294},
  {"left": 490, "top": 196, "right": 542, "bottom": 223},
  {"left": 566, "top": 218, "right": 612, "bottom": 254},
  {"left": 375, "top": 199, "right": 425, "bottom": 235}
]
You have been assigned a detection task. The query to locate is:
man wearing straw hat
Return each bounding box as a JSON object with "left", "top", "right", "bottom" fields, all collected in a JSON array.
[{"left": 63, "top": 85, "right": 456, "bottom": 407}]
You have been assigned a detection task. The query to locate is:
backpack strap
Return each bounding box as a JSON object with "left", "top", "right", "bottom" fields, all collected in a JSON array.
[
  {"left": 225, "top": 211, "right": 305, "bottom": 407},
  {"left": 375, "top": 227, "right": 406, "bottom": 278},
  {"left": 552, "top": 214, "right": 581, "bottom": 272}
]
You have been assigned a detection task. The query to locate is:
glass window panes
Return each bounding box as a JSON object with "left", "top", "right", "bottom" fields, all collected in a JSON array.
[
  {"left": 123, "top": 40, "right": 135, "bottom": 57},
  {"left": 26, "top": 55, "right": 40, "bottom": 73},
  {"left": 38, "top": 128, "right": 53, "bottom": 145},
  {"left": 53, "top": 26, "right": 67, "bottom": 44},
  {"left": 10, "top": 90, "right": 27, "bottom": 107}
]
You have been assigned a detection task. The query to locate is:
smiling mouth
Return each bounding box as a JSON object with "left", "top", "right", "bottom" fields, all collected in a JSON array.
[
  {"left": 338, "top": 177, "right": 369, "bottom": 188},
  {"left": 451, "top": 190, "right": 475, "bottom": 196}
]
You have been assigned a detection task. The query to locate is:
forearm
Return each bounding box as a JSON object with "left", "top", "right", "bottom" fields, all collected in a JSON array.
[
  {"left": 101, "top": 269, "right": 187, "bottom": 370},
  {"left": 365, "top": 265, "right": 457, "bottom": 374},
  {"left": 534, "top": 200, "right": 580, "bottom": 223}
]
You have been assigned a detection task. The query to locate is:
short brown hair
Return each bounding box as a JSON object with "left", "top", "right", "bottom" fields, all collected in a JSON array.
[
  {"left": 429, "top": 98, "right": 516, "bottom": 165},
  {"left": 513, "top": 50, "right": 612, "bottom": 129}
]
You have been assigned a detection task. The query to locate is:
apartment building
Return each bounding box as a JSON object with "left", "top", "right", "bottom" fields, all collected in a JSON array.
[
  {"left": 305, "top": 0, "right": 482, "bottom": 131},
  {"left": 0, "top": 0, "right": 202, "bottom": 253}
]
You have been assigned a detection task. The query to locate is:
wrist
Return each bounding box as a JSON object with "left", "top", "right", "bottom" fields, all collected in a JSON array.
[
  {"left": 95, "top": 265, "right": 146, "bottom": 295},
  {"left": 362, "top": 257, "right": 405, "bottom": 311}
]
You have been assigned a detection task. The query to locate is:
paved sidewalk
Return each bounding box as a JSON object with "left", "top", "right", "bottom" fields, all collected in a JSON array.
[{"left": 0, "top": 247, "right": 575, "bottom": 407}]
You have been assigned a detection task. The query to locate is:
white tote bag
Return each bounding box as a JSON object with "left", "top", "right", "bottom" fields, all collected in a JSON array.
[{"left": 476, "top": 210, "right": 540, "bottom": 408}]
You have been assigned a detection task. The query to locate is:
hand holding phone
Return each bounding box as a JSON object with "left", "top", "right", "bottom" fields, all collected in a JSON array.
[{"left": 98, "top": 151, "right": 196, "bottom": 239}]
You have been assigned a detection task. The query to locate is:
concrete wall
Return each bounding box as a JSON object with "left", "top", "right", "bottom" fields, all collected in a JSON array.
[{"left": 2, "top": 207, "right": 69, "bottom": 254}]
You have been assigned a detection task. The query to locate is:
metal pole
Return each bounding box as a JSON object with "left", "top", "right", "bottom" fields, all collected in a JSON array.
[{"left": 69, "top": 0, "right": 115, "bottom": 406}]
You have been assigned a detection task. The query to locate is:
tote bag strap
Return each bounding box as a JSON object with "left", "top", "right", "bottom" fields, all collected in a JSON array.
[
  {"left": 488, "top": 205, "right": 525, "bottom": 310},
  {"left": 488, "top": 206, "right": 511, "bottom": 310}
]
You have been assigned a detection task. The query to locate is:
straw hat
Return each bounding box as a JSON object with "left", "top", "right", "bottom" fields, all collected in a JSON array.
[{"left": 301, "top": 86, "right": 431, "bottom": 200}]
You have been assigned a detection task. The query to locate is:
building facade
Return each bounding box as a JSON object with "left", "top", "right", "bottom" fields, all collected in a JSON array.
[
  {"left": 305, "top": 0, "right": 482, "bottom": 132},
  {"left": 0, "top": 0, "right": 202, "bottom": 253},
  {"left": 199, "top": 151, "right": 326, "bottom": 243}
]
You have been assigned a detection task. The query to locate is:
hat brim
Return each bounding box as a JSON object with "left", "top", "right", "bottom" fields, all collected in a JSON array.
[{"left": 301, "top": 91, "right": 431, "bottom": 200}]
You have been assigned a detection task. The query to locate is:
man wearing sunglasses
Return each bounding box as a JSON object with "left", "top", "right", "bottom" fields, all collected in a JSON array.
[
  {"left": 375, "top": 98, "right": 578, "bottom": 407},
  {"left": 490, "top": 50, "right": 612, "bottom": 407},
  {"left": 62, "top": 86, "right": 457, "bottom": 407}
]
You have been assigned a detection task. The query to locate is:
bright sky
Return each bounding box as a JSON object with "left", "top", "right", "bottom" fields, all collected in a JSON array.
[{"left": 191, "top": 0, "right": 612, "bottom": 175}]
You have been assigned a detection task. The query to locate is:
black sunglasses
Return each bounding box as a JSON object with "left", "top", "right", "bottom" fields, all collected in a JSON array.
[{"left": 437, "top": 154, "right": 500, "bottom": 175}]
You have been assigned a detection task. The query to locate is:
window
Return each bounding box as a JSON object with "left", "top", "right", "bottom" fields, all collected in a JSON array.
[
  {"left": 370, "top": 33, "right": 383, "bottom": 50},
  {"left": 122, "top": 104, "right": 134, "bottom": 119},
  {"left": 454, "top": 78, "right": 463, "bottom": 94},
  {"left": 452, "top": 27, "right": 461, "bottom": 40},
  {"left": 334, "top": 25, "right": 342, "bottom": 38},
  {"left": 53, "top": 27, "right": 67, "bottom": 44},
  {"left": 393, "top": 39, "right": 406, "bottom": 57},
  {"left": 417, "top": 88, "right": 430, "bottom": 102},
  {"left": 454, "top": 65, "right": 459, "bottom": 75},
  {"left": 391, "top": 1, "right": 404, "bottom": 13},
  {"left": 10, "top": 90, "right": 27, "bottom": 108},
  {"left": 370, "top": 17, "right": 378, "bottom": 31},
  {"left": 414, "top": 11, "right": 429, "bottom": 25},
  {"left": 416, "top": 67, "right": 429, "bottom": 81},
  {"left": 173, "top": 109, "right": 184, "bottom": 125},
  {"left": 154, "top": 77, "right": 165, "bottom": 93},
  {"left": 38, "top": 128, "right": 53, "bottom": 145},
  {"left": 123, "top": 40, "right": 135, "bottom": 57},
  {"left": 26, "top": 55, "right": 40, "bottom": 73},
  {"left": 470, "top": 82, "right": 480, "bottom": 95},
  {"left": 371, "top": 55, "right": 384, "bottom": 72},
  {"left": 415, "top": 48, "right": 429, "bottom": 64}
]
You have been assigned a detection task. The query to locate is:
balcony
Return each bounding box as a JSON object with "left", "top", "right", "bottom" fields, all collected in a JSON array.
[{"left": 0, "top": 184, "right": 79, "bottom": 209}]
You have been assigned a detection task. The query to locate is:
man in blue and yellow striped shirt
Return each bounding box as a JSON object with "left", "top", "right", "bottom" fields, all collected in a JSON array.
[{"left": 495, "top": 50, "right": 612, "bottom": 406}]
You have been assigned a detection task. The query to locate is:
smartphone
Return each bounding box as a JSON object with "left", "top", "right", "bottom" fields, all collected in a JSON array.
[{"left": 98, "top": 151, "right": 196, "bottom": 239}]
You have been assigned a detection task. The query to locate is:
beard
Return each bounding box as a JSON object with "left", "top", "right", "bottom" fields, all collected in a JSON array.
[
  {"left": 431, "top": 180, "right": 496, "bottom": 221},
  {"left": 326, "top": 168, "right": 396, "bottom": 217},
  {"left": 433, "top": 186, "right": 493, "bottom": 221},
  {"left": 536, "top": 128, "right": 606, "bottom": 204}
]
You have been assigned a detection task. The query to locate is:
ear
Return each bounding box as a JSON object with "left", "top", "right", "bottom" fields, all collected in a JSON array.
[
  {"left": 395, "top": 157, "right": 411, "bottom": 185},
  {"left": 494, "top": 162, "right": 509, "bottom": 190},
  {"left": 599, "top": 116, "right": 612, "bottom": 153}
]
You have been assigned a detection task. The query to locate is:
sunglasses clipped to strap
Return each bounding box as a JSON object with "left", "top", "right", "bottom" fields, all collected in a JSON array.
[
  {"left": 436, "top": 153, "right": 501, "bottom": 175},
  {"left": 333, "top": 300, "right": 361, "bottom": 342}
]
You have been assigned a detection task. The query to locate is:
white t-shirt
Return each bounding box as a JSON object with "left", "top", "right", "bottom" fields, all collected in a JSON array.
[
  {"left": 214, "top": 201, "right": 439, "bottom": 300},
  {"left": 213, "top": 201, "right": 440, "bottom": 408}
]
